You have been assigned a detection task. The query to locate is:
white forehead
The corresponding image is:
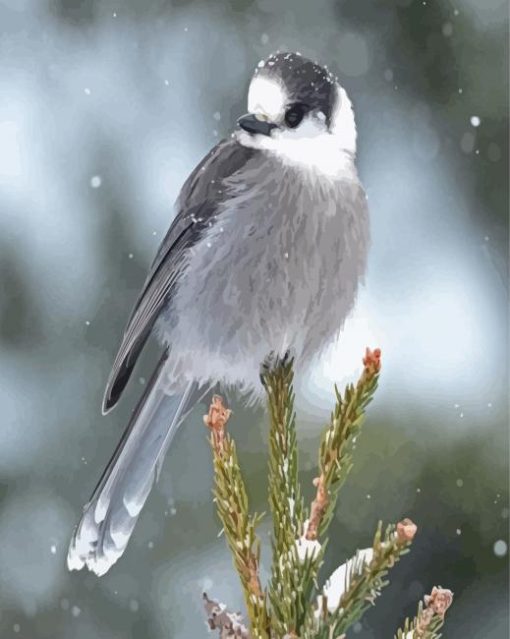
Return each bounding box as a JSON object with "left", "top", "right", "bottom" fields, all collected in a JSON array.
[{"left": 247, "top": 75, "right": 287, "bottom": 120}]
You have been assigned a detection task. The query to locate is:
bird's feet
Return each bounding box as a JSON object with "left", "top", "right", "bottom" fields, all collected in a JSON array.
[{"left": 259, "top": 349, "right": 294, "bottom": 387}]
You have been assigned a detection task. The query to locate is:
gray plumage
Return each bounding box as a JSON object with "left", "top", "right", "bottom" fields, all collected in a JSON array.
[
  {"left": 163, "top": 145, "right": 368, "bottom": 395},
  {"left": 103, "top": 141, "right": 256, "bottom": 412},
  {"left": 68, "top": 52, "right": 370, "bottom": 576}
]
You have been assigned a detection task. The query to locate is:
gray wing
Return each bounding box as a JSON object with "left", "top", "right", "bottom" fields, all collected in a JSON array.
[{"left": 102, "top": 137, "right": 256, "bottom": 412}]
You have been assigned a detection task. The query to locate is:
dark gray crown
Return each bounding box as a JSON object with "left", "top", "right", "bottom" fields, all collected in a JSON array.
[{"left": 255, "top": 52, "right": 338, "bottom": 126}]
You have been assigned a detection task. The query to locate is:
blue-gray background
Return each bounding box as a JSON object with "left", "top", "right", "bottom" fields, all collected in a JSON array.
[{"left": 0, "top": 0, "right": 508, "bottom": 637}]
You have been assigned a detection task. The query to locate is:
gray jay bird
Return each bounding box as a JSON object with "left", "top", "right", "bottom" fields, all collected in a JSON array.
[{"left": 67, "top": 52, "right": 369, "bottom": 576}]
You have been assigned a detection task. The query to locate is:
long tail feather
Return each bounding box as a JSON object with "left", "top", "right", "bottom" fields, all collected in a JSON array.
[{"left": 67, "top": 353, "right": 207, "bottom": 576}]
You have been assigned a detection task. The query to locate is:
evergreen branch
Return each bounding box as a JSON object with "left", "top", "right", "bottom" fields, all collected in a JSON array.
[
  {"left": 261, "top": 353, "right": 304, "bottom": 547},
  {"left": 305, "top": 518, "right": 417, "bottom": 638},
  {"left": 269, "top": 532, "right": 324, "bottom": 638},
  {"left": 394, "top": 587, "right": 454, "bottom": 639},
  {"left": 261, "top": 354, "right": 314, "bottom": 637},
  {"left": 200, "top": 350, "right": 456, "bottom": 639},
  {"left": 306, "top": 348, "right": 381, "bottom": 541},
  {"left": 262, "top": 348, "right": 382, "bottom": 637},
  {"left": 205, "top": 396, "right": 270, "bottom": 639}
]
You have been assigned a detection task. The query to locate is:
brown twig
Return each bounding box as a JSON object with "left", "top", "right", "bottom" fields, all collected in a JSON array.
[
  {"left": 204, "top": 394, "right": 232, "bottom": 451},
  {"left": 396, "top": 518, "right": 418, "bottom": 543},
  {"left": 362, "top": 347, "right": 382, "bottom": 376},
  {"left": 306, "top": 474, "right": 328, "bottom": 541},
  {"left": 305, "top": 347, "right": 382, "bottom": 542},
  {"left": 204, "top": 395, "right": 269, "bottom": 639},
  {"left": 415, "top": 587, "right": 454, "bottom": 636},
  {"left": 203, "top": 592, "right": 251, "bottom": 638}
]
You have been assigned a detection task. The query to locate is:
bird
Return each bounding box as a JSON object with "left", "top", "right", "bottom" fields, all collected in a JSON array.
[{"left": 67, "top": 51, "right": 370, "bottom": 576}]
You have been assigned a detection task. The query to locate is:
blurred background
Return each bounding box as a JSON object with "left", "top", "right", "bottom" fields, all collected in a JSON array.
[{"left": 0, "top": 0, "right": 508, "bottom": 637}]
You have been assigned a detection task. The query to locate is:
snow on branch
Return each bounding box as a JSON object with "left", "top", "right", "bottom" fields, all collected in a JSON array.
[
  {"left": 204, "top": 396, "right": 269, "bottom": 639},
  {"left": 202, "top": 349, "right": 454, "bottom": 639}
]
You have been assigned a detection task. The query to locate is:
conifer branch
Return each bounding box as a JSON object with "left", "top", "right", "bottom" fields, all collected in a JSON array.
[
  {"left": 204, "top": 396, "right": 270, "bottom": 639},
  {"left": 307, "top": 348, "right": 381, "bottom": 541},
  {"left": 261, "top": 354, "right": 316, "bottom": 637},
  {"left": 394, "top": 587, "right": 454, "bottom": 639},
  {"left": 304, "top": 518, "right": 417, "bottom": 638},
  {"left": 202, "top": 350, "right": 455, "bottom": 639},
  {"left": 261, "top": 354, "right": 304, "bottom": 545}
]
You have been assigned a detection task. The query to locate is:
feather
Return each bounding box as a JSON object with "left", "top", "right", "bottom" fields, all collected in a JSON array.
[
  {"left": 102, "top": 139, "right": 257, "bottom": 412},
  {"left": 68, "top": 353, "right": 211, "bottom": 576}
]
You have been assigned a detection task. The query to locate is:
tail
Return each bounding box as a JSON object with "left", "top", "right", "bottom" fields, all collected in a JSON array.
[{"left": 67, "top": 352, "right": 206, "bottom": 576}]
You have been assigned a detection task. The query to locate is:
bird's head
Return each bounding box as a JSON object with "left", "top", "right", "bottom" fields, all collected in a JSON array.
[{"left": 236, "top": 52, "right": 357, "bottom": 177}]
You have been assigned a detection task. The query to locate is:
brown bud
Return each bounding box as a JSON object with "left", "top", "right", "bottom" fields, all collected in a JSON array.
[
  {"left": 424, "top": 586, "right": 454, "bottom": 617},
  {"left": 204, "top": 395, "right": 231, "bottom": 431},
  {"left": 362, "top": 347, "right": 382, "bottom": 373},
  {"left": 396, "top": 518, "right": 418, "bottom": 542}
]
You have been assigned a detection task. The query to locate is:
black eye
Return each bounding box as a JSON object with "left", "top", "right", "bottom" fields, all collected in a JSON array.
[{"left": 284, "top": 104, "right": 306, "bottom": 128}]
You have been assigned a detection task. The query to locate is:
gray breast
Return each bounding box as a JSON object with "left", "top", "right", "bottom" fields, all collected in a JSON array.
[{"left": 162, "top": 154, "right": 369, "bottom": 395}]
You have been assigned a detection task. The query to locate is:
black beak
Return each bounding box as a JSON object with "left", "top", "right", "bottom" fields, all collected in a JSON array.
[{"left": 237, "top": 113, "right": 278, "bottom": 136}]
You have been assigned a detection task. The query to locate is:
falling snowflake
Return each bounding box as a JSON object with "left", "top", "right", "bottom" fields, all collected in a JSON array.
[{"left": 442, "top": 22, "right": 453, "bottom": 37}]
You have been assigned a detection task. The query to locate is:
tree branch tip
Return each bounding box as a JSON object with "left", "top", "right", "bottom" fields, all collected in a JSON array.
[
  {"left": 204, "top": 394, "right": 232, "bottom": 432},
  {"left": 399, "top": 586, "right": 454, "bottom": 638},
  {"left": 424, "top": 586, "right": 454, "bottom": 617},
  {"left": 396, "top": 518, "right": 418, "bottom": 543},
  {"left": 362, "top": 347, "right": 382, "bottom": 373},
  {"left": 200, "top": 350, "right": 455, "bottom": 638}
]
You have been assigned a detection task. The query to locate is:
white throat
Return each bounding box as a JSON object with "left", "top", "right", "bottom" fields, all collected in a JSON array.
[{"left": 237, "top": 76, "right": 357, "bottom": 179}]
